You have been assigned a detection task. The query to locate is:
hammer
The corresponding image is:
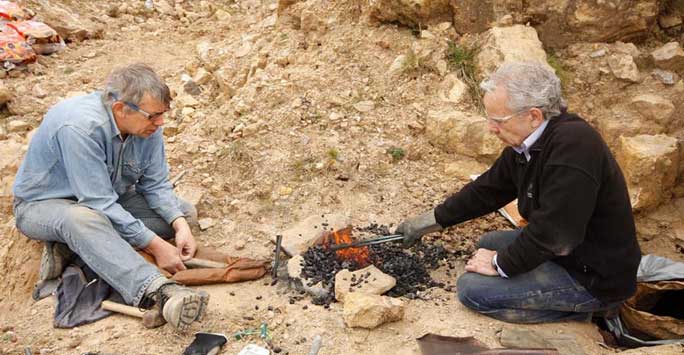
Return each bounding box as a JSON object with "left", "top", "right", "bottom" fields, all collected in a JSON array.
[{"left": 101, "top": 300, "right": 166, "bottom": 328}]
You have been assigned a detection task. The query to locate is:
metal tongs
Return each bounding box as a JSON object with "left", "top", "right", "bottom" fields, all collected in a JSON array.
[{"left": 329, "top": 234, "right": 404, "bottom": 251}]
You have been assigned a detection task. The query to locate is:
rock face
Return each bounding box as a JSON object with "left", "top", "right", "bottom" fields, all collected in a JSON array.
[
  {"left": 368, "top": 0, "right": 452, "bottom": 27},
  {"left": 342, "top": 293, "right": 405, "bottom": 329},
  {"left": 450, "top": 0, "right": 659, "bottom": 49},
  {"left": 334, "top": 265, "right": 396, "bottom": 302},
  {"left": 616, "top": 134, "right": 680, "bottom": 211},
  {"left": 651, "top": 42, "right": 684, "bottom": 75},
  {"left": 475, "top": 25, "right": 551, "bottom": 79},
  {"left": 425, "top": 110, "right": 504, "bottom": 163}
]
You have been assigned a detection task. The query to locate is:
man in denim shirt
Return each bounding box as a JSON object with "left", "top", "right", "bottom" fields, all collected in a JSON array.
[{"left": 13, "top": 63, "right": 209, "bottom": 330}]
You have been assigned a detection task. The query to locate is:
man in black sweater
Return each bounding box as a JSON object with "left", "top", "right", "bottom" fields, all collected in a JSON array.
[{"left": 396, "top": 61, "right": 641, "bottom": 323}]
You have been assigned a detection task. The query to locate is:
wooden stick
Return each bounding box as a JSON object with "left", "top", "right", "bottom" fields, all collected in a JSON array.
[
  {"left": 102, "top": 300, "right": 145, "bottom": 318},
  {"left": 185, "top": 258, "right": 229, "bottom": 269},
  {"left": 170, "top": 169, "right": 188, "bottom": 187}
]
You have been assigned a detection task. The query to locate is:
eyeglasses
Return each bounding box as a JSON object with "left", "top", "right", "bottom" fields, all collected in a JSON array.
[
  {"left": 486, "top": 108, "right": 537, "bottom": 124},
  {"left": 111, "top": 93, "right": 168, "bottom": 121}
]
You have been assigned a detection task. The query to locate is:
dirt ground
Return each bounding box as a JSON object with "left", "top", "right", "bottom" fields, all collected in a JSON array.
[{"left": 1, "top": 0, "right": 684, "bottom": 354}]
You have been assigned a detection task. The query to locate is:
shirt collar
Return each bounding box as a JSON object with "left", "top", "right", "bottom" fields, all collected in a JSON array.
[
  {"left": 100, "top": 92, "right": 123, "bottom": 139},
  {"left": 512, "top": 119, "right": 549, "bottom": 161}
]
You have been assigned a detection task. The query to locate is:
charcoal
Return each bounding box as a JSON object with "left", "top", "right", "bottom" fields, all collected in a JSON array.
[{"left": 301, "top": 225, "right": 458, "bottom": 306}]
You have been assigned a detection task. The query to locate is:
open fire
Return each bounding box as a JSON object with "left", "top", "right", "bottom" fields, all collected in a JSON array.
[{"left": 321, "top": 227, "right": 370, "bottom": 268}]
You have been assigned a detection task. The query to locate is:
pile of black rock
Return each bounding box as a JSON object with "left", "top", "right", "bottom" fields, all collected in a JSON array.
[{"left": 300, "top": 224, "right": 454, "bottom": 305}]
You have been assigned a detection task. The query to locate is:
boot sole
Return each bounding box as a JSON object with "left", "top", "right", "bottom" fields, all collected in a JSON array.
[
  {"left": 165, "top": 291, "right": 210, "bottom": 331},
  {"left": 38, "top": 243, "right": 55, "bottom": 281}
]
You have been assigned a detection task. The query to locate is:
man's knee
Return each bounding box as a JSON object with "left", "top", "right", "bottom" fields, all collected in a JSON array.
[
  {"left": 456, "top": 272, "right": 492, "bottom": 312},
  {"left": 477, "top": 231, "right": 501, "bottom": 249},
  {"left": 63, "top": 206, "right": 111, "bottom": 232}
]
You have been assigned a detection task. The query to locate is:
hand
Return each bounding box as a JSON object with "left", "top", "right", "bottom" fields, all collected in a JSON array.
[
  {"left": 144, "top": 236, "right": 187, "bottom": 274},
  {"left": 394, "top": 210, "right": 442, "bottom": 248},
  {"left": 173, "top": 217, "right": 197, "bottom": 261},
  {"left": 465, "top": 248, "right": 499, "bottom": 276}
]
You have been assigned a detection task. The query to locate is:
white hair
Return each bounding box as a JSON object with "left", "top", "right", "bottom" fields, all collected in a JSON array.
[
  {"left": 480, "top": 61, "right": 567, "bottom": 119},
  {"left": 103, "top": 63, "right": 171, "bottom": 106}
]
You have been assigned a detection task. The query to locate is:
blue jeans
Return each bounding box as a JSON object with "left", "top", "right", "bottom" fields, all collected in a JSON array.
[
  {"left": 14, "top": 190, "right": 196, "bottom": 306},
  {"left": 457, "top": 229, "right": 618, "bottom": 323}
]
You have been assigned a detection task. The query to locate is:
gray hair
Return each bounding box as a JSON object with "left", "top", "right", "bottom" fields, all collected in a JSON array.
[
  {"left": 480, "top": 61, "right": 567, "bottom": 119},
  {"left": 103, "top": 63, "right": 171, "bottom": 107}
]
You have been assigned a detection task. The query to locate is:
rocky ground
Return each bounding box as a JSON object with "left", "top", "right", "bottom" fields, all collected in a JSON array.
[{"left": 1, "top": 0, "right": 684, "bottom": 354}]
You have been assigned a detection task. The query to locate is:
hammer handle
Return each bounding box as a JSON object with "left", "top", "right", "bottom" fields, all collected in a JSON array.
[
  {"left": 185, "top": 258, "right": 228, "bottom": 269},
  {"left": 102, "top": 300, "right": 145, "bottom": 318}
]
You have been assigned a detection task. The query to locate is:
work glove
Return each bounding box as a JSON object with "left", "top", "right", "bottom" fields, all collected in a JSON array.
[{"left": 395, "top": 210, "right": 443, "bottom": 248}]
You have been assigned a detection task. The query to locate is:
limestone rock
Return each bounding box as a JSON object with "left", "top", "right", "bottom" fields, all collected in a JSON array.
[
  {"left": 272, "top": 213, "right": 351, "bottom": 256},
  {"left": 652, "top": 42, "right": 684, "bottom": 75},
  {"left": 353, "top": 101, "right": 375, "bottom": 113},
  {"left": 369, "top": 0, "right": 452, "bottom": 27},
  {"left": 0, "top": 85, "right": 11, "bottom": 106},
  {"left": 36, "top": 0, "right": 104, "bottom": 41},
  {"left": 651, "top": 69, "right": 678, "bottom": 86},
  {"left": 300, "top": 6, "right": 326, "bottom": 34},
  {"left": 343, "top": 293, "right": 404, "bottom": 329},
  {"left": 444, "top": 160, "right": 489, "bottom": 180},
  {"left": 659, "top": 14, "right": 682, "bottom": 29},
  {"left": 388, "top": 54, "right": 408, "bottom": 76},
  {"left": 175, "top": 184, "right": 205, "bottom": 208},
  {"left": 334, "top": 265, "right": 396, "bottom": 302},
  {"left": 608, "top": 54, "right": 640, "bottom": 83},
  {"left": 154, "top": 0, "right": 177, "bottom": 16},
  {"left": 450, "top": 1, "right": 658, "bottom": 49},
  {"left": 425, "top": 110, "right": 505, "bottom": 163},
  {"left": 629, "top": 94, "right": 675, "bottom": 126},
  {"left": 438, "top": 74, "right": 467, "bottom": 103},
  {"left": 198, "top": 218, "right": 215, "bottom": 230},
  {"left": 0, "top": 138, "right": 23, "bottom": 173},
  {"left": 616, "top": 134, "right": 679, "bottom": 211},
  {"left": 475, "top": 25, "right": 551, "bottom": 80},
  {"left": 7, "top": 120, "right": 32, "bottom": 133},
  {"left": 596, "top": 112, "right": 665, "bottom": 149}
]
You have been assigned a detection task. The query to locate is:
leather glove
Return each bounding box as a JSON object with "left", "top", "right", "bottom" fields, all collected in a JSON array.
[{"left": 394, "top": 210, "right": 443, "bottom": 248}]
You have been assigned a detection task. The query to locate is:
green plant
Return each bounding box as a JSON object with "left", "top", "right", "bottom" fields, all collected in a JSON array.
[
  {"left": 446, "top": 41, "right": 483, "bottom": 112},
  {"left": 387, "top": 147, "right": 405, "bottom": 162},
  {"left": 546, "top": 52, "right": 571, "bottom": 91},
  {"left": 326, "top": 148, "right": 340, "bottom": 161},
  {"left": 401, "top": 49, "right": 420, "bottom": 72}
]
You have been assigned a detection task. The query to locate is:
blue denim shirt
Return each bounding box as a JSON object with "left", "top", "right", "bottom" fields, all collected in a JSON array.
[{"left": 13, "top": 92, "right": 183, "bottom": 248}]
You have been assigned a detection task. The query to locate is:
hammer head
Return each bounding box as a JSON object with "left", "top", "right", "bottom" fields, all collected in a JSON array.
[{"left": 142, "top": 308, "right": 166, "bottom": 328}]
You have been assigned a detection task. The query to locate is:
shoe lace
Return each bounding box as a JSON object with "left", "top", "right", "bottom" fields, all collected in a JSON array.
[{"left": 138, "top": 282, "right": 177, "bottom": 312}]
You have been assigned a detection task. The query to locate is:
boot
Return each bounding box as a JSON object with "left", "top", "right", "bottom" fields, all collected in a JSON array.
[
  {"left": 39, "top": 242, "right": 75, "bottom": 281},
  {"left": 152, "top": 283, "right": 210, "bottom": 331}
]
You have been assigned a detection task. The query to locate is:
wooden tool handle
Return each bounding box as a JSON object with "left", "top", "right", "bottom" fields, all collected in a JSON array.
[
  {"left": 185, "top": 258, "right": 228, "bottom": 269},
  {"left": 102, "top": 300, "right": 145, "bottom": 318}
]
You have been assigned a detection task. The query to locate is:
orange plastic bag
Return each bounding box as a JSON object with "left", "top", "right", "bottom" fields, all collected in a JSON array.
[
  {"left": 0, "top": 28, "right": 35, "bottom": 65},
  {"left": 5, "top": 20, "right": 64, "bottom": 54},
  {"left": 0, "top": 1, "right": 34, "bottom": 21}
]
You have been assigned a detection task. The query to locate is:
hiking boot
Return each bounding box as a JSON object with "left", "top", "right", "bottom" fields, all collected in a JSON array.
[
  {"left": 155, "top": 283, "right": 209, "bottom": 331},
  {"left": 39, "top": 242, "right": 74, "bottom": 282}
]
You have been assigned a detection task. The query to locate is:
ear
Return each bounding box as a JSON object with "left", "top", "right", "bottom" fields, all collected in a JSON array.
[
  {"left": 111, "top": 101, "right": 127, "bottom": 118},
  {"left": 529, "top": 107, "right": 545, "bottom": 128}
]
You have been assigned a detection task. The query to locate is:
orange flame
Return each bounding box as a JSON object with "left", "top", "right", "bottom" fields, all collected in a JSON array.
[{"left": 322, "top": 227, "right": 370, "bottom": 267}]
